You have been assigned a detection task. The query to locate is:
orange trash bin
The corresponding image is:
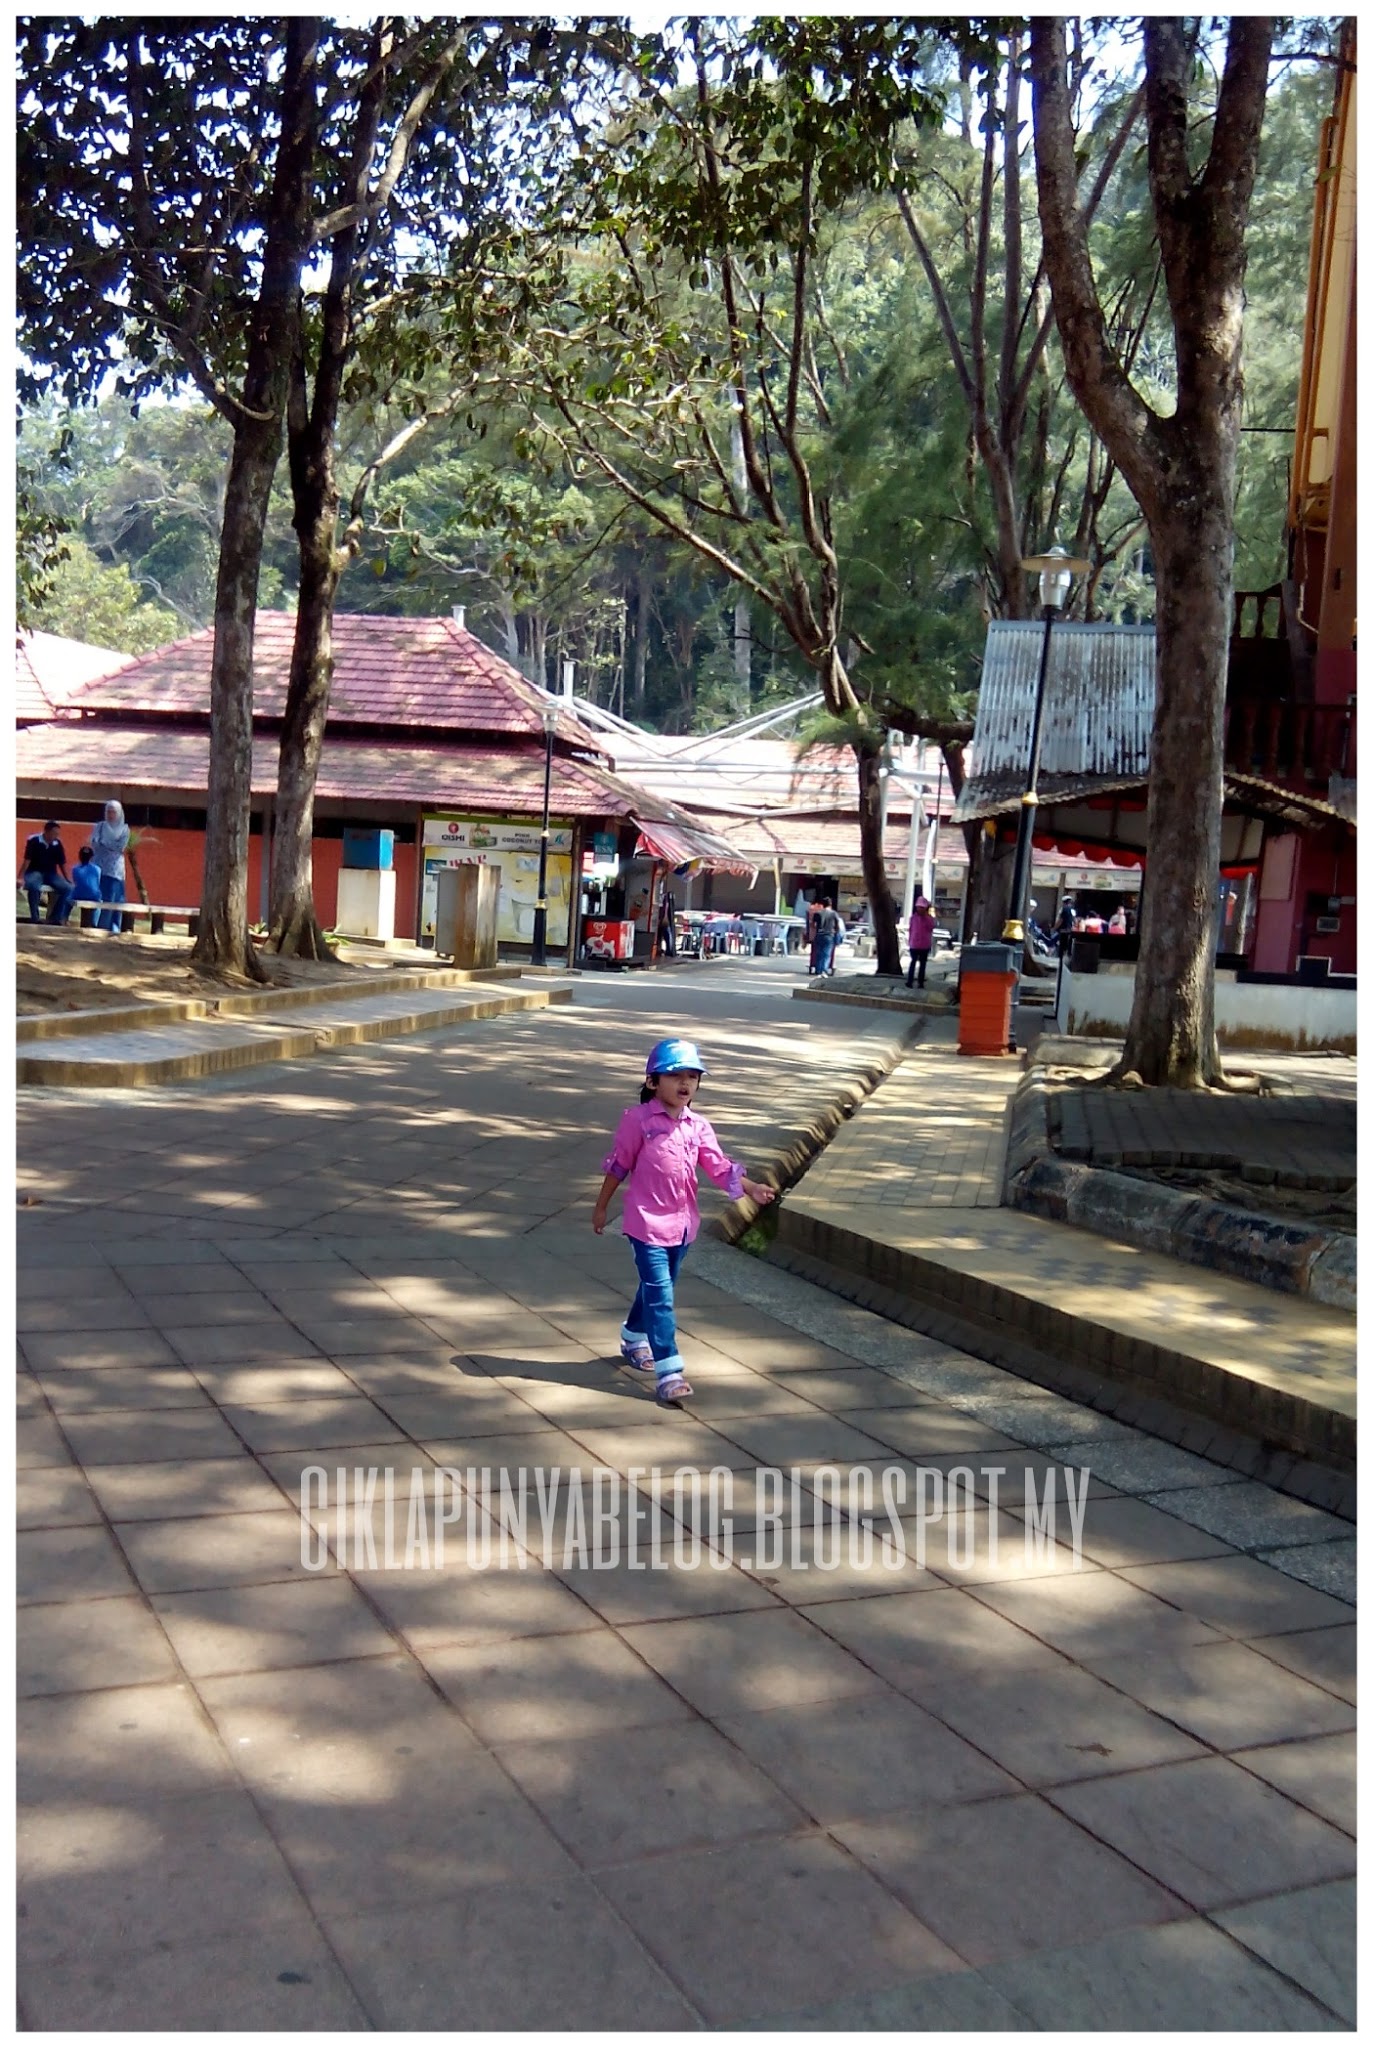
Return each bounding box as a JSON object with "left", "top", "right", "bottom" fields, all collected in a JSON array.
[{"left": 958, "top": 942, "right": 1018, "bottom": 1056}]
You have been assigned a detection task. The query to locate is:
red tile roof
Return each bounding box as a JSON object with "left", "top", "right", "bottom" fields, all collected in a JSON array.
[
  {"left": 14, "top": 721, "right": 751, "bottom": 870},
  {"left": 16, "top": 630, "right": 133, "bottom": 723},
  {"left": 61, "top": 611, "right": 608, "bottom": 752}
]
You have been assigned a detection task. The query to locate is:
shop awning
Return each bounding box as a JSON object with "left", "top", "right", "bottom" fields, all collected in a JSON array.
[{"left": 633, "top": 814, "right": 758, "bottom": 881}]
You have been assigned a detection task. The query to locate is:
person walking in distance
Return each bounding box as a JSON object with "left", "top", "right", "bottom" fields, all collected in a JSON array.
[
  {"left": 906, "top": 894, "right": 936, "bottom": 989},
  {"left": 89, "top": 799, "right": 131, "bottom": 933},
  {"left": 592, "top": 1038, "right": 775, "bottom": 1406},
  {"left": 806, "top": 894, "right": 823, "bottom": 974}
]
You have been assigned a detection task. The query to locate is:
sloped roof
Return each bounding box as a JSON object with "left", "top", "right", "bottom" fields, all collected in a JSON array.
[
  {"left": 703, "top": 811, "right": 970, "bottom": 869},
  {"left": 60, "top": 610, "right": 607, "bottom": 753},
  {"left": 16, "top": 629, "right": 134, "bottom": 723},
  {"left": 953, "top": 620, "right": 1156, "bottom": 821},
  {"left": 594, "top": 734, "right": 938, "bottom": 817},
  {"left": 13, "top": 717, "right": 756, "bottom": 873}
]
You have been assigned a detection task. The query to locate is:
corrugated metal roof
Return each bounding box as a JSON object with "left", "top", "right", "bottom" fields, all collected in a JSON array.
[
  {"left": 953, "top": 620, "right": 1156, "bottom": 821},
  {"left": 60, "top": 611, "right": 608, "bottom": 753}
]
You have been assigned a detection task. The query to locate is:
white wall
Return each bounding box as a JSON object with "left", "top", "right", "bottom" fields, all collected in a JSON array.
[{"left": 1055, "top": 962, "right": 1357, "bottom": 1054}]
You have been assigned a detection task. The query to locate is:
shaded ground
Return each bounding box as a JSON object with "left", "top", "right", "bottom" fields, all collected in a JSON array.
[{"left": 16, "top": 926, "right": 380, "bottom": 1015}]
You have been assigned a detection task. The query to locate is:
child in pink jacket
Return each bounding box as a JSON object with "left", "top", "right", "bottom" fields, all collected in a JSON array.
[
  {"left": 906, "top": 896, "right": 937, "bottom": 988},
  {"left": 592, "top": 1037, "right": 775, "bottom": 1406}
]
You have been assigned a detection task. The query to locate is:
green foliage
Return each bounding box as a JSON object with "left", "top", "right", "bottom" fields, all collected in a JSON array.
[{"left": 26, "top": 536, "right": 181, "bottom": 653}]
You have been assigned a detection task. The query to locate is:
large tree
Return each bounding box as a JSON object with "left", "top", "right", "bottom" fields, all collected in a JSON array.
[
  {"left": 20, "top": 18, "right": 322, "bottom": 979},
  {"left": 1030, "top": 16, "right": 1273, "bottom": 1086}
]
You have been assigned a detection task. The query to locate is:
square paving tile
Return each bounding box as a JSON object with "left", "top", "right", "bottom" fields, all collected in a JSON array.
[
  {"left": 421, "top": 1626, "right": 695, "bottom": 1742},
  {"left": 595, "top": 1830, "right": 965, "bottom": 2026},
  {"left": 17, "top": 1415, "right": 75, "bottom": 1469},
  {"left": 18, "top": 1922, "right": 370, "bottom": 2032},
  {"left": 18, "top": 1525, "right": 138, "bottom": 1605},
  {"left": 713, "top": 1690, "right": 1016, "bottom": 1824},
  {"left": 732, "top": 1969, "right": 1031, "bottom": 2032},
  {"left": 116, "top": 1509, "right": 329, "bottom": 1594},
  {"left": 1212, "top": 1878, "right": 1355, "bottom": 2024},
  {"left": 799, "top": 1585, "right": 1067, "bottom": 1703},
  {"left": 1039, "top": 1492, "right": 1236, "bottom": 1568},
  {"left": 709, "top": 1412, "right": 924, "bottom": 1467},
  {"left": 560, "top": 1416, "right": 761, "bottom": 1474},
  {"left": 1231, "top": 1732, "right": 1356, "bottom": 1834},
  {"left": 151, "top": 1576, "right": 397, "bottom": 1677},
  {"left": 839, "top": 1407, "right": 1029, "bottom": 1458},
  {"left": 57, "top": 1406, "right": 247, "bottom": 1466},
  {"left": 322, "top": 1878, "right": 697, "bottom": 2029},
  {"left": 1083, "top": 1640, "right": 1357, "bottom": 1750},
  {"left": 495, "top": 1718, "right": 806, "bottom": 1865},
  {"left": 970, "top": 1570, "right": 1225, "bottom": 1659},
  {"left": 18, "top": 1682, "right": 236, "bottom": 1804},
  {"left": 159, "top": 1322, "right": 324, "bottom": 1367},
  {"left": 17, "top": 1293, "right": 154, "bottom": 1332},
  {"left": 351, "top": 1556, "right": 601, "bottom": 1654},
  {"left": 916, "top": 1661, "right": 1206, "bottom": 1788},
  {"left": 739, "top": 1520, "right": 939, "bottom": 1605},
  {"left": 770, "top": 1367, "right": 940, "bottom": 1412},
  {"left": 17, "top": 1468, "right": 104, "bottom": 1530},
  {"left": 834, "top": 1793, "right": 1184, "bottom": 1967},
  {"left": 188, "top": 1359, "right": 366, "bottom": 1404},
  {"left": 1046, "top": 1754, "right": 1357, "bottom": 1909},
  {"left": 903, "top": 1500, "right": 1094, "bottom": 1587},
  {"left": 554, "top": 1545, "right": 783, "bottom": 1625},
  {"left": 17, "top": 1786, "right": 311, "bottom": 1970},
  {"left": 289, "top": 1314, "right": 447, "bottom": 1357},
  {"left": 1141, "top": 1480, "right": 1352, "bottom": 1552},
  {"left": 1246, "top": 1623, "right": 1356, "bottom": 1705},
  {"left": 18, "top": 1595, "right": 178, "bottom": 1696},
  {"left": 218, "top": 1396, "right": 407, "bottom": 1454},
  {"left": 82, "top": 1455, "right": 288, "bottom": 1523},
  {"left": 32, "top": 1364, "right": 214, "bottom": 1413},
  {"left": 20, "top": 1331, "right": 182, "bottom": 1374},
  {"left": 978, "top": 1916, "right": 1345, "bottom": 2030},
  {"left": 622, "top": 1606, "right": 889, "bottom": 1718},
  {"left": 1121, "top": 1554, "right": 1355, "bottom": 1636}
]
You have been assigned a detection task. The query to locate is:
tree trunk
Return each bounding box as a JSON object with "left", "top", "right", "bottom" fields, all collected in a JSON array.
[
  {"left": 970, "top": 820, "right": 1016, "bottom": 941},
  {"left": 193, "top": 416, "right": 286, "bottom": 982},
  {"left": 269, "top": 502, "right": 339, "bottom": 958},
  {"left": 854, "top": 736, "right": 901, "bottom": 975},
  {"left": 192, "top": 19, "right": 320, "bottom": 981},
  {"left": 1116, "top": 507, "right": 1230, "bottom": 1083},
  {"left": 633, "top": 563, "right": 649, "bottom": 712}
]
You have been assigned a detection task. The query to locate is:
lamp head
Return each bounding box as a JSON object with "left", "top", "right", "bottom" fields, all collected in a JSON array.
[{"left": 1038, "top": 545, "right": 1073, "bottom": 612}]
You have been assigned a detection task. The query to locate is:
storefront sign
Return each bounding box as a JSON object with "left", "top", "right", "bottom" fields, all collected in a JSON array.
[{"left": 423, "top": 817, "right": 573, "bottom": 854}]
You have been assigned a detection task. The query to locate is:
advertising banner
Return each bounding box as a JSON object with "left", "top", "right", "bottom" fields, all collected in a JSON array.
[{"left": 420, "top": 815, "right": 574, "bottom": 947}]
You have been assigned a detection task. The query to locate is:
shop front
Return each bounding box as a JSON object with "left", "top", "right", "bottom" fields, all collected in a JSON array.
[{"left": 420, "top": 814, "right": 576, "bottom": 954}]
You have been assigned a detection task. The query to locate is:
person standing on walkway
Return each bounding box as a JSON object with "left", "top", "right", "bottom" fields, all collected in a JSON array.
[
  {"left": 806, "top": 894, "right": 824, "bottom": 974},
  {"left": 89, "top": 799, "right": 130, "bottom": 933},
  {"left": 813, "top": 898, "right": 841, "bottom": 977},
  {"left": 66, "top": 845, "right": 104, "bottom": 927},
  {"left": 592, "top": 1037, "right": 775, "bottom": 1406},
  {"left": 906, "top": 894, "right": 936, "bottom": 989},
  {"left": 18, "top": 821, "right": 72, "bottom": 924}
]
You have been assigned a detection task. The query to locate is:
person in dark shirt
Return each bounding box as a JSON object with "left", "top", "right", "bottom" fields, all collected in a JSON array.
[{"left": 19, "top": 821, "right": 72, "bottom": 924}]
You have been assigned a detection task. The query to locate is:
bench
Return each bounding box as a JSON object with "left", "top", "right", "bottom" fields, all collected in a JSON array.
[{"left": 17, "top": 888, "right": 201, "bottom": 937}]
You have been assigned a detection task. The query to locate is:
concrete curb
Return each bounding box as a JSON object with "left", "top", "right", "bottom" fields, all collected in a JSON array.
[
  {"left": 768, "top": 1207, "right": 1355, "bottom": 1490},
  {"left": 18, "top": 985, "right": 573, "bottom": 1088},
  {"left": 1004, "top": 1063, "right": 1357, "bottom": 1313},
  {"left": 712, "top": 1022, "right": 923, "bottom": 1246},
  {"left": 791, "top": 985, "right": 955, "bottom": 1017}
]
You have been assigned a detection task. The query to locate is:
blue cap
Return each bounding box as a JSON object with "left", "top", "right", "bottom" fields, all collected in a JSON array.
[{"left": 645, "top": 1037, "right": 708, "bottom": 1077}]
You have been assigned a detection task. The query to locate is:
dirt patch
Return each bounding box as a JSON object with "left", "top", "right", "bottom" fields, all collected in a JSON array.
[{"left": 16, "top": 925, "right": 382, "bottom": 1015}]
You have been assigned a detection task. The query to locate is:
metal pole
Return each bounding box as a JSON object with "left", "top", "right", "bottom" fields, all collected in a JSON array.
[
  {"left": 532, "top": 719, "right": 553, "bottom": 966},
  {"left": 1003, "top": 604, "right": 1055, "bottom": 943}
]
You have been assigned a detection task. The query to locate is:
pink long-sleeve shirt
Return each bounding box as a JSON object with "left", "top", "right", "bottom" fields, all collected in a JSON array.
[{"left": 601, "top": 1100, "right": 747, "bottom": 1246}]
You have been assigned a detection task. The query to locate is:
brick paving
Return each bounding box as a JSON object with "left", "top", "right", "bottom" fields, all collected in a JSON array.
[{"left": 14, "top": 956, "right": 1355, "bottom": 2029}]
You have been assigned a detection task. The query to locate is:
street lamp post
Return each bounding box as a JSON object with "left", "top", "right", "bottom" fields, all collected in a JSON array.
[
  {"left": 531, "top": 699, "right": 557, "bottom": 967},
  {"left": 1002, "top": 546, "right": 1090, "bottom": 945}
]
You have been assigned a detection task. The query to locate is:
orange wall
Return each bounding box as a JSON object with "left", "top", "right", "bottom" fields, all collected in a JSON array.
[{"left": 16, "top": 820, "right": 419, "bottom": 938}]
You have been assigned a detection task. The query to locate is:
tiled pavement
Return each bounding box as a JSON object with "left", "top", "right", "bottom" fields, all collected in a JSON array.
[{"left": 15, "top": 959, "right": 1356, "bottom": 2029}]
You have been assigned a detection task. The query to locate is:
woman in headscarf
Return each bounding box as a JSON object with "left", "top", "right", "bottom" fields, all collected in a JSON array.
[{"left": 89, "top": 799, "right": 130, "bottom": 933}]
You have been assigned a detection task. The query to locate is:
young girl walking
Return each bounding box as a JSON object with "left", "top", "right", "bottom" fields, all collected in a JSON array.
[{"left": 592, "top": 1037, "right": 775, "bottom": 1406}]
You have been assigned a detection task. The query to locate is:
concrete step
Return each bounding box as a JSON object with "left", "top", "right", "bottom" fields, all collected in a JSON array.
[
  {"left": 772, "top": 1196, "right": 1356, "bottom": 1480},
  {"left": 17, "top": 982, "right": 573, "bottom": 1087},
  {"left": 16, "top": 963, "right": 524, "bottom": 1043}
]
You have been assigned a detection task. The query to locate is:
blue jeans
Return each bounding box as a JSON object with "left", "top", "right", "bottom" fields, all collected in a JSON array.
[
  {"left": 624, "top": 1235, "right": 689, "bottom": 1373},
  {"left": 813, "top": 932, "right": 836, "bottom": 975},
  {"left": 24, "top": 874, "right": 70, "bottom": 924},
  {"left": 97, "top": 874, "right": 126, "bottom": 932}
]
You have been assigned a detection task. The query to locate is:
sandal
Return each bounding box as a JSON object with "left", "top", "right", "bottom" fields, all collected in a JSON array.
[
  {"left": 655, "top": 1370, "right": 694, "bottom": 1406},
  {"left": 619, "top": 1338, "right": 656, "bottom": 1378}
]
